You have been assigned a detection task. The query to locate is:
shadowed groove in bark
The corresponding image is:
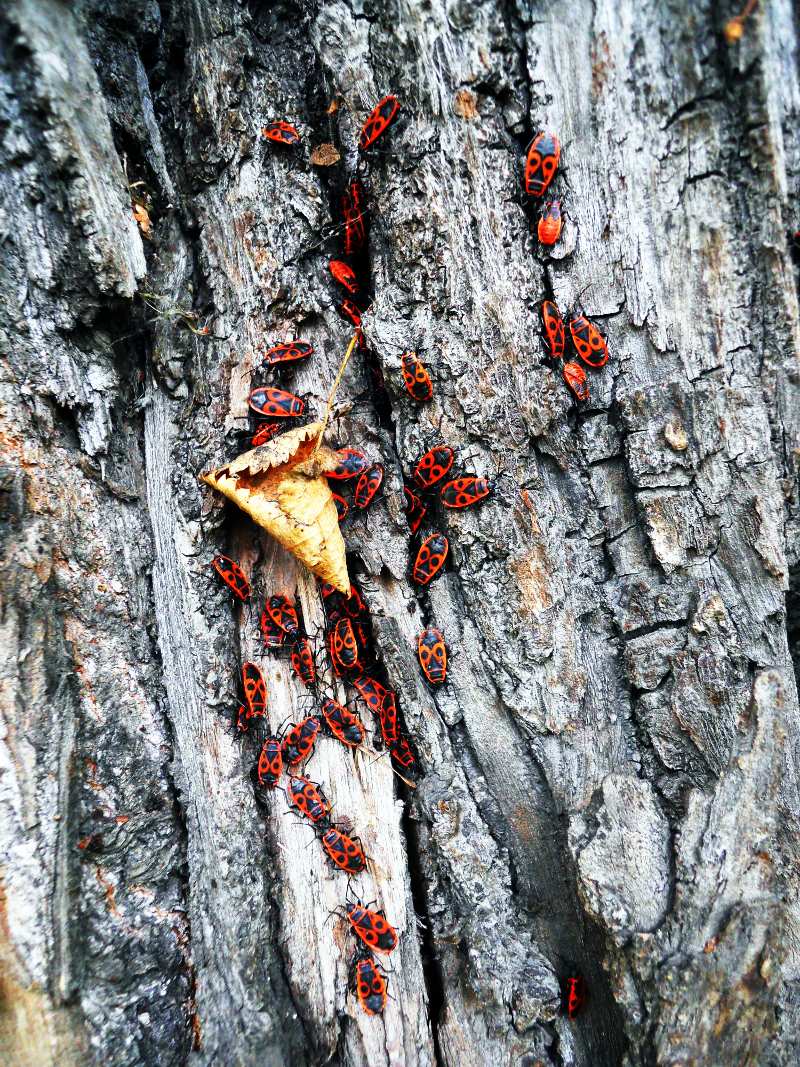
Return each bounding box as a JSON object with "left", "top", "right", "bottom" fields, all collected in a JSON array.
[
  {"left": 789, "top": 563, "right": 800, "bottom": 684},
  {"left": 451, "top": 676, "right": 628, "bottom": 1065},
  {"left": 401, "top": 803, "right": 447, "bottom": 1065},
  {"left": 48, "top": 607, "right": 82, "bottom": 1007}
]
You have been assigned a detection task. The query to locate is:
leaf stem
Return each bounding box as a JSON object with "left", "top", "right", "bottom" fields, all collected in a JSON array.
[{"left": 313, "top": 332, "right": 360, "bottom": 452}]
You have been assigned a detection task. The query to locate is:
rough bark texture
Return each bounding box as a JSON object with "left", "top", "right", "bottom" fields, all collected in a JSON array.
[{"left": 1, "top": 1, "right": 799, "bottom": 1065}]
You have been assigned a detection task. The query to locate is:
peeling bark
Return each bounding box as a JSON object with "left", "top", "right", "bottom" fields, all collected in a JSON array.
[{"left": 1, "top": 1, "right": 799, "bottom": 1065}]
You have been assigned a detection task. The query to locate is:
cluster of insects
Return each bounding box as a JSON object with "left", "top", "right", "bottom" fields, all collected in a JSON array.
[
  {"left": 540, "top": 296, "right": 609, "bottom": 403},
  {"left": 326, "top": 446, "right": 384, "bottom": 525},
  {"left": 524, "top": 130, "right": 611, "bottom": 403},
  {"left": 246, "top": 340, "right": 312, "bottom": 435},
  {"left": 263, "top": 93, "right": 399, "bottom": 355},
  {"left": 395, "top": 355, "right": 494, "bottom": 688},
  {"left": 245, "top": 97, "right": 402, "bottom": 440},
  {"left": 344, "top": 897, "right": 398, "bottom": 1016},
  {"left": 208, "top": 96, "right": 594, "bottom": 1026},
  {"left": 213, "top": 77, "right": 438, "bottom": 988},
  {"left": 526, "top": 130, "right": 563, "bottom": 248},
  {"left": 317, "top": 577, "right": 418, "bottom": 774},
  {"left": 257, "top": 91, "right": 465, "bottom": 689},
  {"left": 210, "top": 554, "right": 403, "bottom": 1014},
  {"left": 401, "top": 444, "right": 493, "bottom": 590}
]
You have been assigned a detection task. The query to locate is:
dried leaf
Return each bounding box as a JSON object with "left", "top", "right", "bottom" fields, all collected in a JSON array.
[
  {"left": 723, "top": 17, "right": 744, "bottom": 41},
  {"left": 217, "top": 423, "right": 339, "bottom": 479},
  {"left": 453, "top": 89, "right": 478, "bottom": 120},
  {"left": 200, "top": 423, "right": 350, "bottom": 593},
  {"left": 310, "top": 143, "right": 341, "bottom": 167},
  {"left": 132, "top": 201, "right": 152, "bottom": 236}
]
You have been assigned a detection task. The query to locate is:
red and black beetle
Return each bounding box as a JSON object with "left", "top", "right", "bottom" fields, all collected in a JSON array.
[
  {"left": 321, "top": 826, "right": 366, "bottom": 874},
  {"left": 412, "top": 533, "right": 449, "bottom": 585},
  {"left": 401, "top": 351, "right": 433, "bottom": 402},
  {"left": 249, "top": 386, "right": 305, "bottom": 418},
  {"left": 359, "top": 95, "right": 401, "bottom": 151},
  {"left": 417, "top": 628, "right": 447, "bottom": 685},
  {"left": 263, "top": 121, "right": 301, "bottom": 146},
  {"left": 412, "top": 446, "right": 454, "bottom": 490},
  {"left": 211, "top": 555, "right": 250, "bottom": 602},
  {"left": 350, "top": 948, "right": 388, "bottom": 1016},
  {"left": 347, "top": 901, "right": 398, "bottom": 954},
  {"left": 524, "top": 130, "right": 560, "bottom": 198},
  {"left": 440, "top": 476, "right": 492, "bottom": 509}
]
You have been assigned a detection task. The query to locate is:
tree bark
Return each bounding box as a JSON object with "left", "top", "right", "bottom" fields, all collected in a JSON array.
[{"left": 1, "top": 0, "right": 799, "bottom": 1065}]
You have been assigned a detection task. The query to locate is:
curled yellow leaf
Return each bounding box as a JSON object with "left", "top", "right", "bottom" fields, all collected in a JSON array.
[{"left": 200, "top": 422, "right": 350, "bottom": 594}]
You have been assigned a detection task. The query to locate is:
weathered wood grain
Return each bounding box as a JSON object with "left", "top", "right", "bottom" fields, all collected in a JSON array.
[{"left": 1, "top": 0, "right": 799, "bottom": 1065}]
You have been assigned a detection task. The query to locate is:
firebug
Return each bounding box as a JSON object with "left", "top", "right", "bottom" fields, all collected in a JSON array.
[
  {"left": 211, "top": 555, "right": 250, "bottom": 602},
  {"left": 251, "top": 421, "right": 283, "bottom": 446},
  {"left": 249, "top": 386, "right": 305, "bottom": 418},
  {"left": 412, "top": 446, "right": 454, "bottom": 490},
  {"left": 524, "top": 130, "right": 560, "bottom": 198},
  {"left": 377, "top": 689, "right": 400, "bottom": 747},
  {"left": 290, "top": 638, "right": 316, "bottom": 687},
  {"left": 286, "top": 775, "right": 331, "bottom": 827},
  {"left": 282, "top": 715, "right": 321, "bottom": 765},
  {"left": 236, "top": 661, "right": 268, "bottom": 733},
  {"left": 417, "top": 628, "right": 447, "bottom": 685},
  {"left": 266, "top": 594, "right": 299, "bottom": 637},
  {"left": 263, "top": 121, "right": 301, "bottom": 146},
  {"left": 390, "top": 736, "right": 416, "bottom": 772},
  {"left": 341, "top": 179, "right": 367, "bottom": 256},
  {"left": 260, "top": 607, "right": 287, "bottom": 649},
  {"left": 352, "top": 674, "right": 389, "bottom": 717},
  {"left": 332, "top": 617, "right": 361, "bottom": 672},
  {"left": 401, "top": 351, "right": 433, "bottom": 402},
  {"left": 412, "top": 533, "right": 449, "bottom": 585},
  {"left": 321, "top": 825, "right": 366, "bottom": 874},
  {"left": 569, "top": 313, "right": 609, "bottom": 368},
  {"left": 354, "top": 464, "right": 384, "bottom": 509},
  {"left": 329, "top": 448, "right": 369, "bottom": 480},
  {"left": 359, "top": 95, "right": 401, "bottom": 151},
  {"left": 318, "top": 581, "right": 347, "bottom": 623},
  {"left": 440, "top": 476, "right": 492, "bottom": 509},
  {"left": 347, "top": 901, "right": 398, "bottom": 954},
  {"left": 538, "top": 200, "right": 563, "bottom": 246},
  {"left": 322, "top": 697, "right": 365, "bottom": 748},
  {"left": 329, "top": 259, "right": 359, "bottom": 294},
  {"left": 344, "top": 584, "right": 367, "bottom": 619},
  {"left": 562, "top": 361, "right": 589, "bottom": 401},
  {"left": 541, "top": 301, "right": 565, "bottom": 360},
  {"left": 350, "top": 948, "right": 388, "bottom": 1016},
  {"left": 403, "top": 486, "right": 427, "bottom": 534},
  {"left": 257, "top": 736, "right": 283, "bottom": 788},
  {"left": 339, "top": 298, "right": 362, "bottom": 331},
  {"left": 326, "top": 629, "right": 343, "bottom": 678},
  {"left": 263, "top": 340, "right": 314, "bottom": 366},
  {"left": 564, "top": 975, "right": 587, "bottom": 1019}
]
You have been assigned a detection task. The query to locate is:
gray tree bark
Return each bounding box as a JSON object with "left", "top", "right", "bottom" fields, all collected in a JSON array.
[{"left": 1, "top": 0, "right": 799, "bottom": 1065}]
